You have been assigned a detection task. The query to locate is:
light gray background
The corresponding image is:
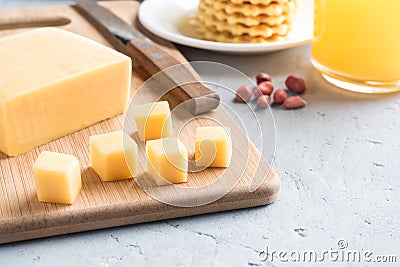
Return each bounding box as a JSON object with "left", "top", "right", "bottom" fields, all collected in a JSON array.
[{"left": 1, "top": 1, "right": 399, "bottom": 266}]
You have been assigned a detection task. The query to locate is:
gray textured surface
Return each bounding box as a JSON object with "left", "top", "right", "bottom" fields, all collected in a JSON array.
[{"left": 1, "top": 1, "right": 400, "bottom": 266}]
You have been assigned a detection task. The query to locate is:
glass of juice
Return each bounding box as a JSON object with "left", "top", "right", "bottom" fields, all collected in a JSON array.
[{"left": 312, "top": 0, "right": 400, "bottom": 93}]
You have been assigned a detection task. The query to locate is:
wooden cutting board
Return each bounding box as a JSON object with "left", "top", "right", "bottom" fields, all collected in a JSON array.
[{"left": 0, "top": 1, "right": 280, "bottom": 244}]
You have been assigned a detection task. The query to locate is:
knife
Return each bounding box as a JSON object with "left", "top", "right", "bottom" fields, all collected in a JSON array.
[{"left": 75, "top": 0, "right": 220, "bottom": 115}]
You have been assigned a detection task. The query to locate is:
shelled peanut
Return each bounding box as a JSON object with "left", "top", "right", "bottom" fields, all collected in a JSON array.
[
  {"left": 235, "top": 72, "right": 308, "bottom": 110},
  {"left": 235, "top": 85, "right": 252, "bottom": 103}
]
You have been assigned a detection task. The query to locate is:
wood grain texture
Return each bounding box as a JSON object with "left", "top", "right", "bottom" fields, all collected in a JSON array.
[{"left": 0, "top": 1, "right": 280, "bottom": 244}]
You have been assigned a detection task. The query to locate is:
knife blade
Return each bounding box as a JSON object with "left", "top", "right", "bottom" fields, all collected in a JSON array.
[{"left": 75, "top": 0, "right": 220, "bottom": 114}]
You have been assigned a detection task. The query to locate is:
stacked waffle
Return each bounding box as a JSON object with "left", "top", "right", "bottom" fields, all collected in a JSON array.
[{"left": 196, "top": 0, "right": 298, "bottom": 43}]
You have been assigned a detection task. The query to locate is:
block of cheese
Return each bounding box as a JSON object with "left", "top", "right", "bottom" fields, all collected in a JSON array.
[
  {"left": 132, "top": 101, "right": 172, "bottom": 141},
  {"left": 33, "top": 151, "right": 82, "bottom": 205},
  {"left": 90, "top": 131, "right": 138, "bottom": 182},
  {"left": 195, "top": 127, "right": 232, "bottom": 168},
  {"left": 146, "top": 137, "right": 188, "bottom": 185},
  {"left": 0, "top": 28, "right": 131, "bottom": 156}
]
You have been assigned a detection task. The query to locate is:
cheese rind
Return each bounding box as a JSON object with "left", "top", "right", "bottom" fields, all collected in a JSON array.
[
  {"left": 195, "top": 127, "right": 232, "bottom": 167},
  {"left": 90, "top": 131, "right": 138, "bottom": 182},
  {"left": 132, "top": 101, "right": 172, "bottom": 141},
  {"left": 0, "top": 28, "right": 131, "bottom": 156},
  {"left": 33, "top": 151, "right": 82, "bottom": 205},
  {"left": 146, "top": 137, "right": 188, "bottom": 185}
]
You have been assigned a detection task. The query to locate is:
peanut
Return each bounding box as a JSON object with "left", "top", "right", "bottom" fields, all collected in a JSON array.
[
  {"left": 256, "top": 72, "right": 272, "bottom": 85},
  {"left": 283, "top": 96, "right": 307, "bottom": 109},
  {"left": 273, "top": 89, "right": 287, "bottom": 105},
  {"left": 257, "top": 95, "right": 270, "bottom": 109},
  {"left": 235, "top": 84, "right": 252, "bottom": 103},
  {"left": 254, "top": 81, "right": 274, "bottom": 99},
  {"left": 285, "top": 75, "right": 307, "bottom": 94},
  {"left": 254, "top": 87, "right": 263, "bottom": 99}
]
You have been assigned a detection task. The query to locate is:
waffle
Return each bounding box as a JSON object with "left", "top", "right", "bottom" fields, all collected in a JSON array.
[
  {"left": 202, "top": 0, "right": 296, "bottom": 17},
  {"left": 197, "top": 10, "right": 290, "bottom": 38},
  {"left": 195, "top": 0, "right": 299, "bottom": 43},
  {"left": 198, "top": 1, "right": 292, "bottom": 26},
  {"left": 228, "top": 0, "right": 290, "bottom": 5},
  {"left": 200, "top": 28, "right": 288, "bottom": 43}
]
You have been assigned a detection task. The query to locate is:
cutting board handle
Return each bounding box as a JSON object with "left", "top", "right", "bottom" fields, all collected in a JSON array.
[{"left": 0, "top": 16, "right": 71, "bottom": 30}]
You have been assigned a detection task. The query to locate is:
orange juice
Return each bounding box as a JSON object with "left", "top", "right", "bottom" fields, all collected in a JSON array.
[{"left": 312, "top": 0, "right": 400, "bottom": 92}]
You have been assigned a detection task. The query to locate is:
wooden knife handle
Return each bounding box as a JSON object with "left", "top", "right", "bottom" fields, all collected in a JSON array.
[{"left": 126, "top": 38, "right": 220, "bottom": 114}]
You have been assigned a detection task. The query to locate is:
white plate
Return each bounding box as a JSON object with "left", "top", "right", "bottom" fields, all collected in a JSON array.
[{"left": 138, "top": 0, "right": 313, "bottom": 54}]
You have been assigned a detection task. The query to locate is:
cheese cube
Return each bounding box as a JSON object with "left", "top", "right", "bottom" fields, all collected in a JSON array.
[
  {"left": 146, "top": 137, "right": 188, "bottom": 185},
  {"left": 0, "top": 28, "right": 131, "bottom": 156},
  {"left": 90, "top": 131, "right": 138, "bottom": 182},
  {"left": 33, "top": 151, "right": 82, "bottom": 205},
  {"left": 132, "top": 101, "right": 172, "bottom": 141},
  {"left": 195, "top": 127, "right": 232, "bottom": 168}
]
